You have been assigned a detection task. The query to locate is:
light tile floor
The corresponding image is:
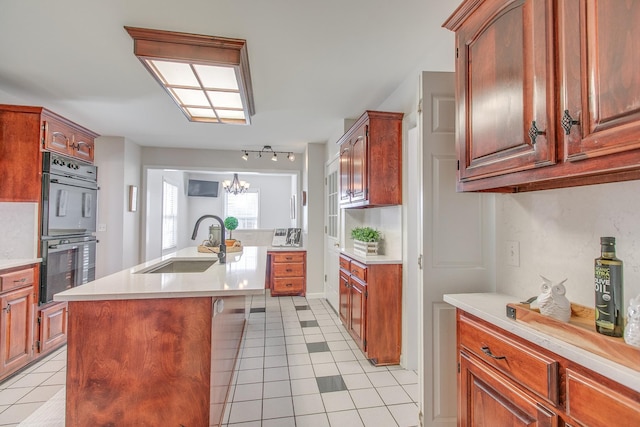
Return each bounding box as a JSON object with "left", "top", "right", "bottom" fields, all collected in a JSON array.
[{"left": 5, "top": 293, "right": 420, "bottom": 426}]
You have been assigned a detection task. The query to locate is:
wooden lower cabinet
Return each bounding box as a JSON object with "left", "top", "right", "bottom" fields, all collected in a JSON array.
[
  {"left": 339, "top": 254, "right": 401, "bottom": 365},
  {"left": 0, "top": 265, "right": 37, "bottom": 381},
  {"left": 268, "top": 251, "right": 306, "bottom": 296},
  {"left": 459, "top": 351, "right": 559, "bottom": 426},
  {"left": 0, "top": 285, "right": 34, "bottom": 378},
  {"left": 456, "top": 310, "right": 640, "bottom": 427},
  {"left": 37, "top": 301, "right": 68, "bottom": 355},
  {"left": 65, "top": 296, "right": 245, "bottom": 427}
]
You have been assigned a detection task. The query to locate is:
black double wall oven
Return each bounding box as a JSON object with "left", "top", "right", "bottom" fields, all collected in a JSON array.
[{"left": 40, "top": 152, "right": 98, "bottom": 305}]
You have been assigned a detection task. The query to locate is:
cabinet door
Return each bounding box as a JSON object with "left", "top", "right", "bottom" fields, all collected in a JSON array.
[
  {"left": 0, "top": 286, "right": 34, "bottom": 375},
  {"left": 459, "top": 351, "right": 559, "bottom": 427},
  {"left": 72, "top": 131, "right": 95, "bottom": 163},
  {"left": 339, "top": 270, "right": 350, "bottom": 326},
  {"left": 560, "top": 0, "right": 640, "bottom": 162},
  {"left": 349, "top": 124, "right": 368, "bottom": 204},
  {"left": 43, "top": 119, "right": 72, "bottom": 155},
  {"left": 349, "top": 277, "right": 367, "bottom": 352},
  {"left": 38, "top": 301, "right": 68, "bottom": 354},
  {"left": 339, "top": 142, "right": 352, "bottom": 204},
  {"left": 454, "top": 0, "right": 556, "bottom": 182}
]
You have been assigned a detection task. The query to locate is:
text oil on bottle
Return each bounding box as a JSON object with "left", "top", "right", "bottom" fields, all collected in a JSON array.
[{"left": 594, "top": 236, "right": 624, "bottom": 337}]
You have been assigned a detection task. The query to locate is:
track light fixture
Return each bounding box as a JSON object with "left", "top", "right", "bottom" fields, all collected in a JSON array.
[{"left": 240, "top": 145, "right": 296, "bottom": 162}]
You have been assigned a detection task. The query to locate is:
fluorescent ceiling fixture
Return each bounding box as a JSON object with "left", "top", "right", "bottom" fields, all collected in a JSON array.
[{"left": 125, "top": 26, "right": 255, "bottom": 125}]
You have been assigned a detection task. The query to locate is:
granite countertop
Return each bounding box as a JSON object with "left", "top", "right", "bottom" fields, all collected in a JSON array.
[
  {"left": 444, "top": 292, "right": 640, "bottom": 394},
  {"left": 54, "top": 246, "right": 267, "bottom": 302},
  {"left": 0, "top": 258, "right": 41, "bottom": 270},
  {"left": 340, "top": 248, "right": 402, "bottom": 265}
]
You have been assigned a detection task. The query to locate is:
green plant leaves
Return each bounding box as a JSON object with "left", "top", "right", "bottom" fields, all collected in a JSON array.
[{"left": 350, "top": 226, "right": 380, "bottom": 242}]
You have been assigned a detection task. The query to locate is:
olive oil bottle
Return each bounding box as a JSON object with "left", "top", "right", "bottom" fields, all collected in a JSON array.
[{"left": 594, "top": 236, "right": 624, "bottom": 337}]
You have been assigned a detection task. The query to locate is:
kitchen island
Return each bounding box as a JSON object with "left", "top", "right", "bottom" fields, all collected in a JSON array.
[{"left": 54, "top": 246, "right": 267, "bottom": 427}]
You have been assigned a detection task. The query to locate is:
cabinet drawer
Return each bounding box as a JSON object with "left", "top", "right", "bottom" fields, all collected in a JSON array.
[
  {"left": 349, "top": 261, "right": 367, "bottom": 282},
  {"left": 459, "top": 313, "right": 559, "bottom": 404},
  {"left": 272, "top": 277, "right": 305, "bottom": 294},
  {"left": 339, "top": 256, "right": 350, "bottom": 271},
  {"left": 272, "top": 263, "right": 305, "bottom": 278},
  {"left": 272, "top": 252, "right": 305, "bottom": 263},
  {"left": 566, "top": 368, "right": 640, "bottom": 426},
  {"left": 0, "top": 268, "right": 34, "bottom": 292}
]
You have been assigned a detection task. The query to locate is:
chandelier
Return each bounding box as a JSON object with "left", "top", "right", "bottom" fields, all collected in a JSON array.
[{"left": 222, "top": 173, "right": 250, "bottom": 195}]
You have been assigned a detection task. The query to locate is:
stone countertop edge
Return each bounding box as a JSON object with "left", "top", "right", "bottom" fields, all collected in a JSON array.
[
  {"left": 53, "top": 246, "right": 268, "bottom": 302},
  {"left": 0, "top": 258, "right": 41, "bottom": 270},
  {"left": 443, "top": 292, "right": 640, "bottom": 394},
  {"left": 340, "top": 248, "right": 402, "bottom": 265}
]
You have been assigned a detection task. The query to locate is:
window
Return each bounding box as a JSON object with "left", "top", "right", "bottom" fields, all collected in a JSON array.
[
  {"left": 225, "top": 191, "right": 259, "bottom": 229},
  {"left": 162, "top": 180, "right": 178, "bottom": 250}
]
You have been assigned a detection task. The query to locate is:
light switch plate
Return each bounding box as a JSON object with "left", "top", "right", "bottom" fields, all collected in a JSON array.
[{"left": 506, "top": 240, "right": 520, "bottom": 267}]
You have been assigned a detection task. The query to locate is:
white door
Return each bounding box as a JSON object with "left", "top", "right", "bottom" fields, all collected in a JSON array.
[
  {"left": 324, "top": 156, "right": 341, "bottom": 310},
  {"left": 418, "top": 71, "right": 495, "bottom": 426}
]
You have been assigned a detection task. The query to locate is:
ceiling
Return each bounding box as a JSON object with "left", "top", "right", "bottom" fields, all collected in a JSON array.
[{"left": 0, "top": 0, "right": 458, "bottom": 153}]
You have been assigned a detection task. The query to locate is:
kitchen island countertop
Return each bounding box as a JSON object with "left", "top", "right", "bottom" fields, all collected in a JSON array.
[
  {"left": 54, "top": 246, "right": 267, "bottom": 302},
  {"left": 444, "top": 292, "right": 640, "bottom": 394}
]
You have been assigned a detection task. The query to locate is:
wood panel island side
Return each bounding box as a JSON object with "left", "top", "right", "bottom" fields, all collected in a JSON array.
[{"left": 54, "top": 246, "right": 267, "bottom": 427}]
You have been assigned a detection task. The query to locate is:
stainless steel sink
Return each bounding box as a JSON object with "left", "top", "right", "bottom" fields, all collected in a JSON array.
[{"left": 136, "top": 258, "right": 217, "bottom": 274}]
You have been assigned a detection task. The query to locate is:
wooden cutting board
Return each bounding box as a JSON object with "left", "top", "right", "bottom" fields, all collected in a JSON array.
[{"left": 506, "top": 302, "right": 639, "bottom": 371}]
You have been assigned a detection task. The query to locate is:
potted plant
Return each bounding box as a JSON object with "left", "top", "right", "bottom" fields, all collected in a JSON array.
[
  {"left": 350, "top": 226, "right": 381, "bottom": 256},
  {"left": 224, "top": 216, "right": 239, "bottom": 247}
]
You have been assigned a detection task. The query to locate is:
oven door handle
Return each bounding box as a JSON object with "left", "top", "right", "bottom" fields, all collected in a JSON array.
[{"left": 48, "top": 239, "right": 96, "bottom": 251}]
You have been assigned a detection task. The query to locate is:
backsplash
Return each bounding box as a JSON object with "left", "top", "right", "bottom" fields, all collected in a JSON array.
[
  {"left": 496, "top": 180, "right": 640, "bottom": 311},
  {"left": 0, "top": 202, "right": 38, "bottom": 259},
  {"left": 344, "top": 205, "right": 402, "bottom": 256}
]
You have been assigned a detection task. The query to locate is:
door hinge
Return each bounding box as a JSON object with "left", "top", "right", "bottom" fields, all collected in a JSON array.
[
  {"left": 457, "top": 160, "right": 460, "bottom": 171},
  {"left": 418, "top": 254, "right": 423, "bottom": 270},
  {"left": 456, "top": 47, "right": 459, "bottom": 59},
  {"left": 365, "top": 290, "right": 368, "bottom": 298},
  {"left": 366, "top": 128, "right": 369, "bottom": 138},
  {"left": 324, "top": 274, "right": 327, "bottom": 282},
  {"left": 457, "top": 362, "right": 460, "bottom": 373},
  {"left": 363, "top": 339, "right": 367, "bottom": 347},
  {"left": 37, "top": 316, "right": 41, "bottom": 325},
  {"left": 36, "top": 341, "right": 41, "bottom": 352},
  {"left": 417, "top": 98, "right": 423, "bottom": 114}
]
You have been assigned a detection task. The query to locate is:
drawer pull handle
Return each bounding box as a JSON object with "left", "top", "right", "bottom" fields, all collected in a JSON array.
[
  {"left": 14, "top": 278, "right": 27, "bottom": 283},
  {"left": 481, "top": 346, "right": 506, "bottom": 360},
  {"left": 286, "top": 283, "right": 293, "bottom": 287},
  {"left": 286, "top": 269, "right": 293, "bottom": 272}
]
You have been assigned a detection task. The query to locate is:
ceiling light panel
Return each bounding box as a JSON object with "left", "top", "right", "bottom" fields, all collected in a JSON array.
[{"left": 126, "top": 26, "right": 255, "bottom": 125}]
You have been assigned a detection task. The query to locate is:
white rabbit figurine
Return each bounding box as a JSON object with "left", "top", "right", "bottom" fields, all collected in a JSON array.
[
  {"left": 537, "top": 276, "right": 571, "bottom": 322},
  {"left": 624, "top": 295, "right": 640, "bottom": 348}
]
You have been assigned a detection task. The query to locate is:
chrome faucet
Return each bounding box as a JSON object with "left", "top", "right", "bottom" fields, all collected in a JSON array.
[{"left": 191, "top": 215, "right": 226, "bottom": 263}]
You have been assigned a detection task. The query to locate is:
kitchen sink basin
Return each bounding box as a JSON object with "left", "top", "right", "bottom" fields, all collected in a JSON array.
[{"left": 136, "top": 258, "right": 217, "bottom": 274}]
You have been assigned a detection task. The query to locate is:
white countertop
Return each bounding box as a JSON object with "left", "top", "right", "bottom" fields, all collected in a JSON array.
[
  {"left": 267, "top": 246, "right": 306, "bottom": 252},
  {"left": 340, "top": 248, "right": 402, "bottom": 265},
  {"left": 54, "top": 246, "right": 267, "bottom": 302},
  {"left": 0, "top": 258, "right": 41, "bottom": 270},
  {"left": 444, "top": 292, "right": 640, "bottom": 394}
]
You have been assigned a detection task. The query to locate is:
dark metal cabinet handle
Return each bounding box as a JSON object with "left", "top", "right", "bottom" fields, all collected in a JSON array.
[
  {"left": 481, "top": 346, "right": 506, "bottom": 360},
  {"left": 561, "top": 110, "right": 580, "bottom": 135},
  {"left": 13, "top": 278, "right": 26, "bottom": 283},
  {"left": 4, "top": 304, "right": 10, "bottom": 314},
  {"left": 528, "top": 121, "right": 546, "bottom": 145}
]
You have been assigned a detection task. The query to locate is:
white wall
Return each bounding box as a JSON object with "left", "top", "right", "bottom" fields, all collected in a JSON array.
[
  {"left": 0, "top": 202, "right": 38, "bottom": 259},
  {"left": 496, "top": 180, "right": 640, "bottom": 312},
  {"left": 186, "top": 172, "right": 297, "bottom": 245},
  {"left": 303, "top": 143, "right": 326, "bottom": 297},
  {"left": 94, "top": 136, "right": 142, "bottom": 277}
]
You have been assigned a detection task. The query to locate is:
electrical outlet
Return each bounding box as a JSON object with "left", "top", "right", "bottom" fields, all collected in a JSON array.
[{"left": 506, "top": 240, "right": 520, "bottom": 267}]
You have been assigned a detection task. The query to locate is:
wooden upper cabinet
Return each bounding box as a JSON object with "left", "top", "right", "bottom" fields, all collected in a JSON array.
[
  {"left": 42, "top": 113, "right": 96, "bottom": 163},
  {"left": 445, "top": 0, "right": 557, "bottom": 184},
  {"left": 559, "top": 0, "right": 640, "bottom": 162},
  {"left": 0, "top": 104, "right": 98, "bottom": 202},
  {"left": 445, "top": 0, "right": 640, "bottom": 192},
  {"left": 338, "top": 111, "right": 403, "bottom": 208}
]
